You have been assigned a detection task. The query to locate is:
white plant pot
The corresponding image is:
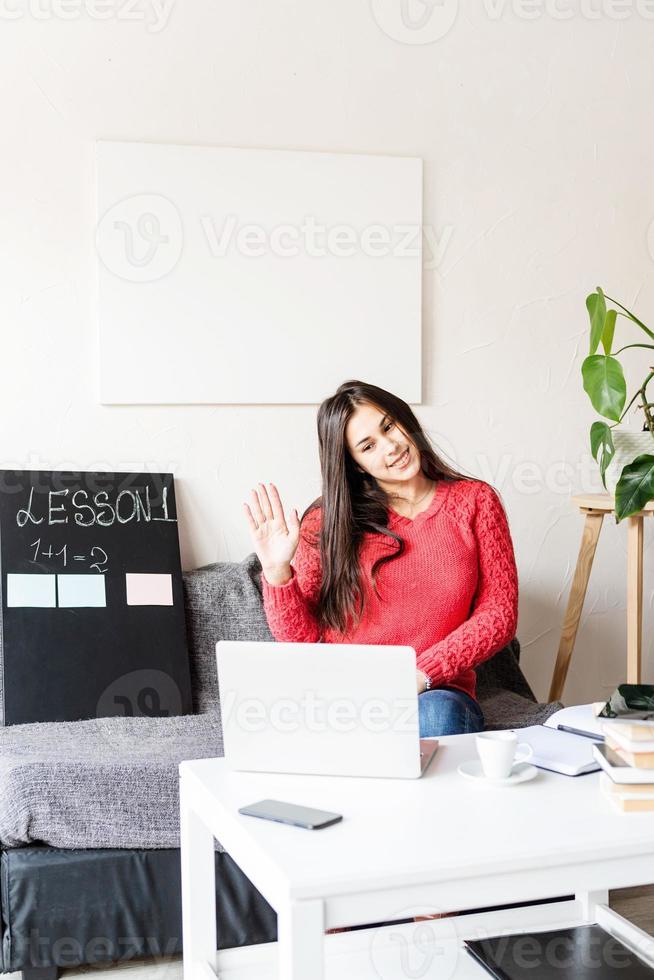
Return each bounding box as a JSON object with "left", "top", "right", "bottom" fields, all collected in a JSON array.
[{"left": 604, "top": 429, "right": 654, "bottom": 495}]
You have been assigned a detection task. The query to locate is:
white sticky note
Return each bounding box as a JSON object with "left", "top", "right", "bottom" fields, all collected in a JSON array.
[
  {"left": 57, "top": 574, "right": 107, "bottom": 608},
  {"left": 7, "top": 574, "right": 56, "bottom": 607},
  {"left": 126, "top": 572, "right": 173, "bottom": 606}
]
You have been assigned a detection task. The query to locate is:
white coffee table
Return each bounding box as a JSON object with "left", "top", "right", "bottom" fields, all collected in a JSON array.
[{"left": 180, "top": 733, "right": 654, "bottom": 980}]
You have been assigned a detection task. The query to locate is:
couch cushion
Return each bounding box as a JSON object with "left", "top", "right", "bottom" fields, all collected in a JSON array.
[
  {"left": 475, "top": 637, "right": 536, "bottom": 702},
  {"left": 475, "top": 637, "right": 563, "bottom": 729},
  {"left": 182, "top": 553, "right": 273, "bottom": 715},
  {"left": 480, "top": 690, "right": 563, "bottom": 730}
]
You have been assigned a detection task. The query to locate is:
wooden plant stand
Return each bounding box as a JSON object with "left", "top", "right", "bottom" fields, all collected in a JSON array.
[{"left": 549, "top": 493, "right": 653, "bottom": 702}]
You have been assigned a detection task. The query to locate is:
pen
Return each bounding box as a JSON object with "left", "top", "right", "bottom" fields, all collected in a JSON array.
[{"left": 557, "top": 724, "right": 604, "bottom": 742}]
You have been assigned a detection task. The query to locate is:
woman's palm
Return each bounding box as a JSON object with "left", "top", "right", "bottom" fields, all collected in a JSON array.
[{"left": 243, "top": 483, "right": 300, "bottom": 570}]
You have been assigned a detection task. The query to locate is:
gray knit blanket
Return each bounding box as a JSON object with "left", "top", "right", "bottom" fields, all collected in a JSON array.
[{"left": 0, "top": 712, "right": 226, "bottom": 850}]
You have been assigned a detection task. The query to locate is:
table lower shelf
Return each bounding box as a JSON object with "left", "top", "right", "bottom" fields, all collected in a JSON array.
[{"left": 204, "top": 898, "right": 654, "bottom": 980}]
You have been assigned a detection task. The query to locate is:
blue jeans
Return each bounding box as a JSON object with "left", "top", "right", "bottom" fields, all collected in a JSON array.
[{"left": 418, "top": 686, "right": 485, "bottom": 738}]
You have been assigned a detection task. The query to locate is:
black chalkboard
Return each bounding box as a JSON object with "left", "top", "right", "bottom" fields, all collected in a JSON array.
[{"left": 0, "top": 470, "right": 192, "bottom": 726}]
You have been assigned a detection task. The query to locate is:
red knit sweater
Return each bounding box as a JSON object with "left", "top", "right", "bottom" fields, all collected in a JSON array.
[{"left": 261, "top": 478, "right": 519, "bottom": 702}]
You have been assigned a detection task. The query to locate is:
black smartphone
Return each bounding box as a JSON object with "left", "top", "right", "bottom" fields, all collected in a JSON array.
[{"left": 238, "top": 799, "right": 343, "bottom": 830}]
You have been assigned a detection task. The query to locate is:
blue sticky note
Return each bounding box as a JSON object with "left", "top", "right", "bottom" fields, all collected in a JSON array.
[
  {"left": 7, "top": 574, "right": 56, "bottom": 607},
  {"left": 58, "top": 575, "right": 106, "bottom": 608}
]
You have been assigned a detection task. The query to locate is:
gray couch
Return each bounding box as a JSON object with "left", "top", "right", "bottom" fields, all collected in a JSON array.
[{"left": 0, "top": 552, "right": 563, "bottom": 978}]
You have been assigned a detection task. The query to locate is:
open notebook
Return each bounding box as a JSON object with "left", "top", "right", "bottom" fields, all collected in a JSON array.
[{"left": 508, "top": 708, "right": 602, "bottom": 776}]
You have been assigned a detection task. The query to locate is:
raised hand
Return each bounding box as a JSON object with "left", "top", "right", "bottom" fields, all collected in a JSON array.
[{"left": 243, "top": 483, "right": 300, "bottom": 584}]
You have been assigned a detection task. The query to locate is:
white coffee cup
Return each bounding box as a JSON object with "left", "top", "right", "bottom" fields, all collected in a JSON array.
[{"left": 475, "top": 731, "right": 533, "bottom": 780}]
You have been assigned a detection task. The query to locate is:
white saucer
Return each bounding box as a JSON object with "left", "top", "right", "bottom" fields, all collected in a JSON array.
[{"left": 457, "top": 759, "right": 538, "bottom": 786}]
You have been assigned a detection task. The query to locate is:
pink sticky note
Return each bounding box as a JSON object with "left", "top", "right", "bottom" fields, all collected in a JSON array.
[{"left": 126, "top": 573, "right": 173, "bottom": 606}]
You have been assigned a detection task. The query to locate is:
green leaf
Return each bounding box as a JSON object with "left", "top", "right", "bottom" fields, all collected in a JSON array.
[
  {"left": 615, "top": 453, "right": 654, "bottom": 522},
  {"left": 601, "top": 309, "right": 617, "bottom": 355},
  {"left": 586, "top": 289, "right": 607, "bottom": 355},
  {"left": 590, "top": 422, "right": 615, "bottom": 489},
  {"left": 581, "top": 355, "right": 627, "bottom": 422},
  {"left": 604, "top": 293, "right": 654, "bottom": 341}
]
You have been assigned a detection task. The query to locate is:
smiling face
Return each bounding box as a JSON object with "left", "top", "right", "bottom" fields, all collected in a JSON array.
[{"left": 344, "top": 402, "right": 422, "bottom": 492}]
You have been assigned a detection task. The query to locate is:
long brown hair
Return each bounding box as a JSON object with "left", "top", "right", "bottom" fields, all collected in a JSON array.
[{"left": 302, "top": 379, "right": 473, "bottom": 634}]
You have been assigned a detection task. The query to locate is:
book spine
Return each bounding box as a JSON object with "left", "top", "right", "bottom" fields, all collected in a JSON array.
[
  {"left": 614, "top": 796, "right": 654, "bottom": 812},
  {"left": 603, "top": 722, "right": 654, "bottom": 745},
  {"left": 601, "top": 773, "right": 654, "bottom": 796},
  {"left": 606, "top": 736, "right": 654, "bottom": 769}
]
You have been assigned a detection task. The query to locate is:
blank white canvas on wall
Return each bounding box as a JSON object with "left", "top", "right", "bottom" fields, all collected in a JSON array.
[{"left": 96, "top": 141, "right": 423, "bottom": 404}]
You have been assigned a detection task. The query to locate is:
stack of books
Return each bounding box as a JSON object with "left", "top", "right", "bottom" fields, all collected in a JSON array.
[{"left": 593, "top": 719, "right": 654, "bottom": 812}]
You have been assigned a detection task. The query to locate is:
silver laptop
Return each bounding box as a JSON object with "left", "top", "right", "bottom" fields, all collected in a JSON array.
[{"left": 215, "top": 640, "right": 438, "bottom": 779}]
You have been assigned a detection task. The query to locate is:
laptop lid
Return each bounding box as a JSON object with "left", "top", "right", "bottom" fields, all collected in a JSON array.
[{"left": 216, "top": 640, "right": 423, "bottom": 778}]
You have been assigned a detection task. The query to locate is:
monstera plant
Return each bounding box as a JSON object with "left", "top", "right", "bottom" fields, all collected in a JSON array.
[{"left": 583, "top": 288, "right": 654, "bottom": 522}]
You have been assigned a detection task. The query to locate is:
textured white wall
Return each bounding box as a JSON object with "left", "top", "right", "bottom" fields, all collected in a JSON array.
[{"left": 2, "top": 0, "right": 653, "bottom": 706}]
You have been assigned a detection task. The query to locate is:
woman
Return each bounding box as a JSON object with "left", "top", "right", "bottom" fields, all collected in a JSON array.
[{"left": 243, "top": 379, "right": 518, "bottom": 737}]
